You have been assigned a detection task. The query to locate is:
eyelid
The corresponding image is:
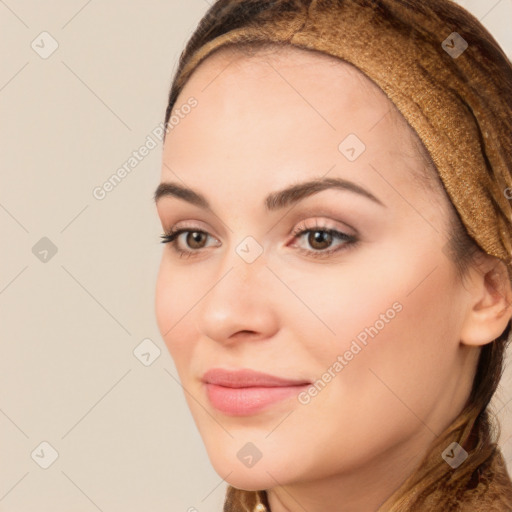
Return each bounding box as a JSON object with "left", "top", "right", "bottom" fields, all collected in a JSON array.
[
  {"left": 289, "top": 217, "right": 357, "bottom": 237},
  {"left": 163, "top": 219, "right": 214, "bottom": 236}
]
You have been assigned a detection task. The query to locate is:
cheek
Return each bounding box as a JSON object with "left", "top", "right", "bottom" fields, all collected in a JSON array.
[
  {"left": 280, "top": 252, "right": 408, "bottom": 364},
  {"left": 257, "top": 261, "right": 460, "bottom": 479},
  {"left": 291, "top": 247, "right": 460, "bottom": 420},
  {"left": 155, "top": 257, "right": 198, "bottom": 364}
]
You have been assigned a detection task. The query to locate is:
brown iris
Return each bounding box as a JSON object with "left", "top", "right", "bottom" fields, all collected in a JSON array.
[
  {"left": 308, "top": 230, "right": 333, "bottom": 250},
  {"left": 186, "top": 231, "right": 207, "bottom": 249}
]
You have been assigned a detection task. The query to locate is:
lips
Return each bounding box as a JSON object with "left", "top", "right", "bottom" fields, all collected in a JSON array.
[
  {"left": 202, "top": 368, "right": 311, "bottom": 388},
  {"left": 202, "top": 368, "right": 312, "bottom": 416}
]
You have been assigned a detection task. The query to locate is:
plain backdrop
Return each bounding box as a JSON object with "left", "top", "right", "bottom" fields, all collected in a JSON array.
[{"left": 1, "top": 1, "right": 511, "bottom": 511}]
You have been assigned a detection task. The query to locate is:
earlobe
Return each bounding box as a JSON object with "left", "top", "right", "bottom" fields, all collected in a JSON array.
[{"left": 460, "top": 257, "right": 512, "bottom": 347}]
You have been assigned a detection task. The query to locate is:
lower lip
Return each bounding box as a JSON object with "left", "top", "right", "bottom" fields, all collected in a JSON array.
[{"left": 205, "top": 383, "right": 310, "bottom": 416}]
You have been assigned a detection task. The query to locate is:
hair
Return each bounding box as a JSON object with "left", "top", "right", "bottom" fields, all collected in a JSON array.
[{"left": 162, "top": 1, "right": 512, "bottom": 510}]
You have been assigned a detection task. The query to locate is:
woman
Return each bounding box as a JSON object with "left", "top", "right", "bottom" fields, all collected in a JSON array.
[{"left": 154, "top": 1, "right": 512, "bottom": 510}]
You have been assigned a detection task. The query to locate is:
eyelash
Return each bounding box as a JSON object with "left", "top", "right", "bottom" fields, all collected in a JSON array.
[{"left": 159, "top": 221, "right": 358, "bottom": 260}]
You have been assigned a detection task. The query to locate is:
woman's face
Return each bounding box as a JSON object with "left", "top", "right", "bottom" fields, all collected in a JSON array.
[{"left": 154, "top": 47, "right": 479, "bottom": 497}]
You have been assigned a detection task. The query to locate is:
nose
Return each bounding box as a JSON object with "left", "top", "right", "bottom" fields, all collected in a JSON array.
[{"left": 194, "top": 247, "right": 280, "bottom": 346}]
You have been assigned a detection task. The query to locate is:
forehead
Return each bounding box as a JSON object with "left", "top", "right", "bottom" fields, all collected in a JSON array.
[
  {"left": 162, "top": 44, "right": 435, "bottom": 210},
  {"left": 181, "top": 44, "right": 393, "bottom": 120},
  {"left": 168, "top": 45, "right": 409, "bottom": 148}
]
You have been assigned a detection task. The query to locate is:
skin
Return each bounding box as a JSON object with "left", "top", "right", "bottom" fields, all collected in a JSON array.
[{"left": 154, "top": 46, "right": 512, "bottom": 512}]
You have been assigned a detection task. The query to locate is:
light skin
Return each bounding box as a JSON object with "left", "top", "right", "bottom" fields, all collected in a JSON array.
[{"left": 154, "top": 46, "right": 512, "bottom": 512}]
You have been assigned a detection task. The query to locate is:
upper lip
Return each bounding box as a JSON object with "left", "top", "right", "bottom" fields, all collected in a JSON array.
[{"left": 202, "top": 368, "right": 311, "bottom": 388}]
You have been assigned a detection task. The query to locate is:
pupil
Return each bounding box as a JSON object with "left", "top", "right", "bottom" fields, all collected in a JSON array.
[
  {"left": 188, "top": 232, "right": 204, "bottom": 248},
  {"left": 310, "top": 230, "right": 331, "bottom": 249}
]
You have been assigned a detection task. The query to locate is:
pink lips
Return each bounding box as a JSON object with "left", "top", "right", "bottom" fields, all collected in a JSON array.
[{"left": 202, "top": 368, "right": 311, "bottom": 416}]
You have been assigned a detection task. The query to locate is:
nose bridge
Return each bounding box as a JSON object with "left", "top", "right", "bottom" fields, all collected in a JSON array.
[
  {"left": 213, "top": 217, "right": 268, "bottom": 281},
  {"left": 217, "top": 234, "right": 267, "bottom": 297},
  {"left": 194, "top": 234, "right": 277, "bottom": 341},
  {"left": 233, "top": 233, "right": 266, "bottom": 276}
]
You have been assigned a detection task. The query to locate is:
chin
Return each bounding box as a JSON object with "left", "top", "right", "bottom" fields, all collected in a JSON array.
[
  {"left": 206, "top": 448, "right": 285, "bottom": 490},
  {"left": 223, "top": 472, "right": 275, "bottom": 492}
]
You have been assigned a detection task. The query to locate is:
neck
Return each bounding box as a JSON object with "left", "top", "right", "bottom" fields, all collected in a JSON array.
[{"left": 265, "top": 428, "right": 435, "bottom": 512}]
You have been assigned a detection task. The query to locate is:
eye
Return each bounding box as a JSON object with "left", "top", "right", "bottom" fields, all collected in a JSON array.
[
  {"left": 159, "top": 219, "right": 358, "bottom": 259},
  {"left": 289, "top": 220, "right": 357, "bottom": 259},
  {"left": 160, "top": 226, "right": 219, "bottom": 258}
]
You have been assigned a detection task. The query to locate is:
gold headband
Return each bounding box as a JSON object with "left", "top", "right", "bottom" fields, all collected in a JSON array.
[{"left": 174, "top": 0, "right": 512, "bottom": 274}]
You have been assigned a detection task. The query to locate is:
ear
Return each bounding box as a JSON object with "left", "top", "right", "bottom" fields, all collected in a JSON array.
[{"left": 460, "top": 254, "right": 512, "bottom": 347}]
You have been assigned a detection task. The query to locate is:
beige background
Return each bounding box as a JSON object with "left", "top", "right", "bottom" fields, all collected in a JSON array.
[{"left": 1, "top": 1, "right": 511, "bottom": 510}]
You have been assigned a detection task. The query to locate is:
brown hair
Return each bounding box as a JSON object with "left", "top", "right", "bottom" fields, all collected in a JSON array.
[{"left": 162, "top": 1, "right": 512, "bottom": 510}]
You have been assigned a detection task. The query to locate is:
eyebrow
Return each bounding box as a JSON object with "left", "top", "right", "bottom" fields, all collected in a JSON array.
[{"left": 153, "top": 176, "right": 385, "bottom": 211}]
